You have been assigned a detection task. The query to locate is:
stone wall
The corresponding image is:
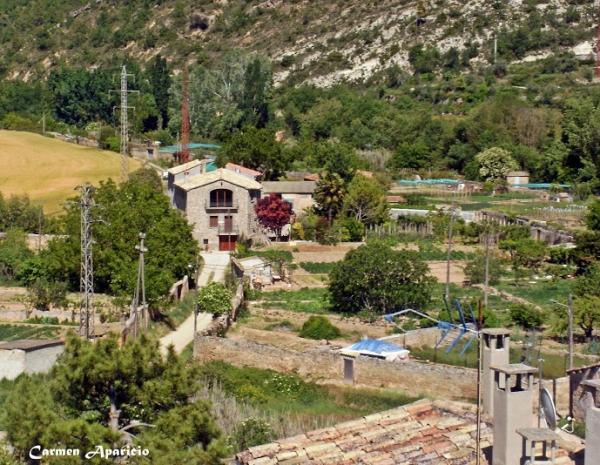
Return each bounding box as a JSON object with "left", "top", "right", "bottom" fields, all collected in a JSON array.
[{"left": 194, "top": 336, "right": 478, "bottom": 400}]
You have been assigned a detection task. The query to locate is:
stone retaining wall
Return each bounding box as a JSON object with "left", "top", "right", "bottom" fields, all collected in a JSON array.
[{"left": 194, "top": 336, "right": 477, "bottom": 400}]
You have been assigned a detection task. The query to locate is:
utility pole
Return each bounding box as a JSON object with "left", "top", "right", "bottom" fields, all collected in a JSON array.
[
  {"left": 568, "top": 294, "right": 574, "bottom": 370},
  {"left": 133, "top": 233, "right": 148, "bottom": 331},
  {"left": 483, "top": 234, "right": 490, "bottom": 306},
  {"left": 112, "top": 66, "right": 137, "bottom": 182},
  {"left": 551, "top": 297, "right": 574, "bottom": 371},
  {"left": 180, "top": 62, "right": 191, "bottom": 164},
  {"left": 445, "top": 208, "right": 455, "bottom": 301},
  {"left": 475, "top": 300, "right": 483, "bottom": 465},
  {"left": 78, "top": 184, "right": 95, "bottom": 340},
  {"left": 596, "top": 1, "right": 600, "bottom": 80}
]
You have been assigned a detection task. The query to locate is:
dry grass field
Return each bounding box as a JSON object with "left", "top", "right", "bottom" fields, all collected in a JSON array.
[{"left": 0, "top": 130, "right": 141, "bottom": 214}]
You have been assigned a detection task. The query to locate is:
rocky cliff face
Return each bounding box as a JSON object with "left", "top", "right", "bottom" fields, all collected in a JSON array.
[{"left": 2, "top": 0, "right": 597, "bottom": 84}]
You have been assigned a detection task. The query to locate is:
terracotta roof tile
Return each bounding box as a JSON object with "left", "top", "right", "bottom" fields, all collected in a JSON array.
[{"left": 235, "top": 398, "right": 548, "bottom": 465}]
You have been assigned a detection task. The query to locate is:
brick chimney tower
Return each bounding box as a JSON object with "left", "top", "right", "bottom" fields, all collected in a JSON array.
[
  {"left": 482, "top": 328, "right": 511, "bottom": 416},
  {"left": 492, "top": 363, "right": 537, "bottom": 465}
]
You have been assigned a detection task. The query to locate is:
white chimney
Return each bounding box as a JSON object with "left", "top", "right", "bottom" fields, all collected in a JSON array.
[
  {"left": 492, "top": 363, "right": 537, "bottom": 465},
  {"left": 482, "top": 328, "right": 511, "bottom": 416},
  {"left": 582, "top": 379, "right": 600, "bottom": 465}
]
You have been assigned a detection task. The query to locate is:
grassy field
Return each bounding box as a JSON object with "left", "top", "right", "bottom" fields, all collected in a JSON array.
[
  {"left": 411, "top": 344, "right": 591, "bottom": 379},
  {"left": 200, "top": 360, "right": 418, "bottom": 423},
  {"left": 0, "top": 324, "right": 61, "bottom": 341},
  {"left": 0, "top": 130, "right": 141, "bottom": 214},
  {"left": 255, "top": 288, "right": 330, "bottom": 314}
]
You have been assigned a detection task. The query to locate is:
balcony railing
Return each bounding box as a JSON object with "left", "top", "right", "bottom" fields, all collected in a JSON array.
[
  {"left": 205, "top": 200, "right": 239, "bottom": 210},
  {"left": 218, "top": 223, "right": 238, "bottom": 235}
]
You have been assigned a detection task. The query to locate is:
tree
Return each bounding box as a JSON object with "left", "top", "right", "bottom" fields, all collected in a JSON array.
[
  {"left": 572, "top": 263, "right": 600, "bottom": 340},
  {"left": 255, "top": 193, "right": 293, "bottom": 240},
  {"left": 342, "top": 175, "right": 388, "bottom": 227},
  {"left": 586, "top": 198, "right": 600, "bottom": 231},
  {"left": 499, "top": 238, "right": 546, "bottom": 272},
  {"left": 0, "top": 228, "right": 32, "bottom": 281},
  {"left": 3, "top": 334, "right": 227, "bottom": 465},
  {"left": 47, "top": 67, "right": 114, "bottom": 126},
  {"left": 313, "top": 172, "right": 346, "bottom": 225},
  {"left": 464, "top": 254, "right": 501, "bottom": 285},
  {"left": 328, "top": 241, "right": 435, "bottom": 314},
  {"left": 573, "top": 296, "right": 600, "bottom": 342},
  {"left": 509, "top": 303, "right": 543, "bottom": 330},
  {"left": 42, "top": 170, "right": 198, "bottom": 306},
  {"left": 475, "top": 147, "right": 519, "bottom": 181},
  {"left": 146, "top": 55, "right": 171, "bottom": 129},
  {"left": 240, "top": 57, "right": 271, "bottom": 128},
  {"left": 311, "top": 141, "right": 358, "bottom": 182},
  {"left": 408, "top": 44, "right": 440, "bottom": 74},
  {"left": 218, "top": 126, "right": 287, "bottom": 180},
  {"left": 197, "top": 282, "right": 232, "bottom": 317}
]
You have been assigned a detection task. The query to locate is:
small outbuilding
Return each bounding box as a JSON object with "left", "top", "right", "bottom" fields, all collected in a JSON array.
[
  {"left": 506, "top": 171, "right": 530, "bottom": 187},
  {"left": 0, "top": 339, "right": 65, "bottom": 380},
  {"left": 237, "top": 256, "right": 273, "bottom": 288},
  {"left": 340, "top": 338, "right": 409, "bottom": 362}
]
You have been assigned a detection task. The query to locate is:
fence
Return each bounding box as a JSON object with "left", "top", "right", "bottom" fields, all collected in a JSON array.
[
  {"left": 120, "top": 304, "right": 148, "bottom": 345},
  {"left": 366, "top": 221, "right": 433, "bottom": 239}
]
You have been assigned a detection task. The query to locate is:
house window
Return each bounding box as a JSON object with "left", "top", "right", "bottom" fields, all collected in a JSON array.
[
  {"left": 209, "top": 216, "right": 218, "bottom": 228},
  {"left": 210, "top": 189, "right": 233, "bottom": 207}
]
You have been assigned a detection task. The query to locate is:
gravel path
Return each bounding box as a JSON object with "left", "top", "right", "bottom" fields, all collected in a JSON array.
[{"left": 159, "top": 252, "right": 230, "bottom": 354}]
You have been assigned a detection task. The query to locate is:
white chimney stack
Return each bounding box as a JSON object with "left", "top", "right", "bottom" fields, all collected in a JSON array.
[
  {"left": 482, "top": 328, "right": 511, "bottom": 416},
  {"left": 492, "top": 363, "right": 537, "bottom": 465},
  {"left": 582, "top": 379, "right": 600, "bottom": 465}
]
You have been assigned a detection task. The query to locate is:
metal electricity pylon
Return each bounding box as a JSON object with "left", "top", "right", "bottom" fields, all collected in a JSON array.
[
  {"left": 78, "top": 184, "right": 95, "bottom": 339},
  {"left": 112, "top": 66, "right": 137, "bottom": 182},
  {"left": 132, "top": 232, "right": 148, "bottom": 330}
]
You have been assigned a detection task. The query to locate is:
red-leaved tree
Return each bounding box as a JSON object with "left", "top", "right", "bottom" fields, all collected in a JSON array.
[{"left": 255, "top": 193, "right": 293, "bottom": 241}]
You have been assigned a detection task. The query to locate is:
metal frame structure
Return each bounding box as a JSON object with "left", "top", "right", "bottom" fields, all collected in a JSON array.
[
  {"left": 111, "top": 66, "right": 137, "bottom": 182},
  {"left": 132, "top": 232, "right": 148, "bottom": 330},
  {"left": 78, "top": 184, "right": 95, "bottom": 339},
  {"left": 382, "top": 298, "right": 479, "bottom": 355}
]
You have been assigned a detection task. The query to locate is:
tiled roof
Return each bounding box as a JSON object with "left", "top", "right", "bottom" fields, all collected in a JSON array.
[
  {"left": 174, "top": 168, "right": 262, "bottom": 191},
  {"left": 235, "top": 399, "right": 493, "bottom": 465},
  {"left": 167, "top": 159, "right": 203, "bottom": 175},
  {"left": 262, "top": 181, "right": 316, "bottom": 194},
  {"left": 226, "top": 163, "right": 263, "bottom": 178}
]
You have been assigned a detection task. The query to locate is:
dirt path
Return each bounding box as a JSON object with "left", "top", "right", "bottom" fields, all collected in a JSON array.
[{"left": 159, "top": 252, "right": 230, "bottom": 354}]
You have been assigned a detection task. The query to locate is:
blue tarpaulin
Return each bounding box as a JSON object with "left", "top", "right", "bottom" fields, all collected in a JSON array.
[
  {"left": 341, "top": 338, "right": 410, "bottom": 361},
  {"left": 159, "top": 142, "right": 221, "bottom": 154}
]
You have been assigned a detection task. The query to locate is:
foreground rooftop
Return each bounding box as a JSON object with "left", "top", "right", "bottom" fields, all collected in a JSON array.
[{"left": 235, "top": 399, "right": 493, "bottom": 465}]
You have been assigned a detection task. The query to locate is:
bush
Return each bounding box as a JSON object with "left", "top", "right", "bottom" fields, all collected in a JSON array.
[
  {"left": 509, "top": 304, "right": 543, "bottom": 330},
  {"left": 299, "top": 315, "right": 341, "bottom": 340},
  {"left": 464, "top": 255, "right": 501, "bottom": 285},
  {"left": 230, "top": 417, "right": 274, "bottom": 451},
  {"left": 27, "top": 278, "right": 68, "bottom": 311},
  {"left": 197, "top": 282, "right": 233, "bottom": 317}
]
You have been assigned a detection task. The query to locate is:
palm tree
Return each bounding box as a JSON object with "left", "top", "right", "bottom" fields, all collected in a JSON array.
[{"left": 314, "top": 172, "right": 346, "bottom": 225}]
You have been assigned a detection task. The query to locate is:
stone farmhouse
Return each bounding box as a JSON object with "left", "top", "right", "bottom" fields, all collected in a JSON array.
[{"left": 170, "top": 167, "right": 262, "bottom": 251}]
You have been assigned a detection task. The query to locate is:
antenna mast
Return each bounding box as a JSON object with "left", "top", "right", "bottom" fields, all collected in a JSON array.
[
  {"left": 79, "top": 184, "right": 95, "bottom": 340},
  {"left": 180, "top": 63, "right": 191, "bottom": 164}
]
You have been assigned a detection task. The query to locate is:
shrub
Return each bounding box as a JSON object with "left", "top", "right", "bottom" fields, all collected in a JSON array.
[
  {"left": 299, "top": 315, "right": 341, "bottom": 340},
  {"left": 230, "top": 417, "right": 274, "bottom": 451},
  {"left": 198, "top": 282, "right": 233, "bottom": 317},
  {"left": 509, "top": 304, "right": 543, "bottom": 330}
]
